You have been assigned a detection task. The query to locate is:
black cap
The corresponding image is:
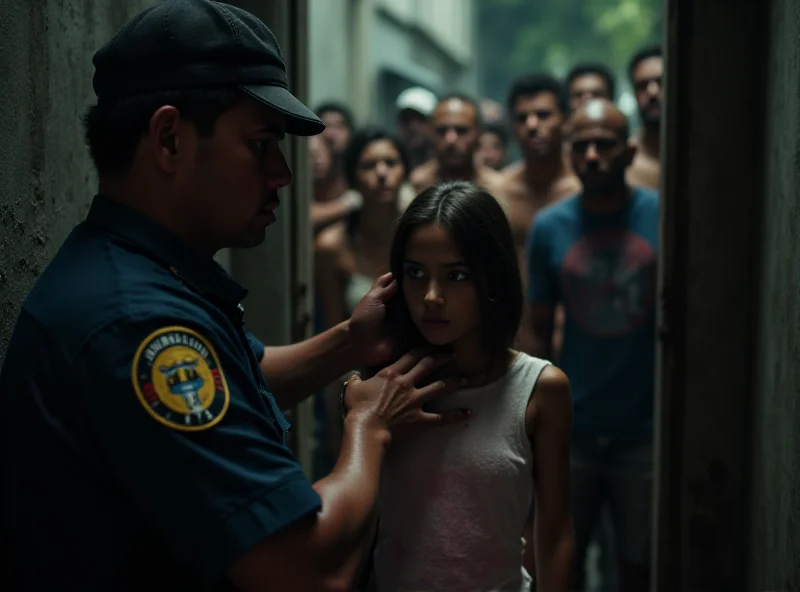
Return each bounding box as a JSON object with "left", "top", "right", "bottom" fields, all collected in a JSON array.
[{"left": 92, "top": 0, "right": 324, "bottom": 136}]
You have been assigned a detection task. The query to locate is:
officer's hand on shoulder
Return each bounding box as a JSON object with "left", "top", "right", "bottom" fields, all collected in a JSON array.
[{"left": 343, "top": 347, "right": 470, "bottom": 440}]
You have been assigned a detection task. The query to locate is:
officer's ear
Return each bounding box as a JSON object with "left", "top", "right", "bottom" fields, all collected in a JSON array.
[{"left": 149, "top": 106, "right": 185, "bottom": 174}]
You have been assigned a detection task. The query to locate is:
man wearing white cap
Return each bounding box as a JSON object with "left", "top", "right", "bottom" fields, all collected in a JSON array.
[{"left": 395, "top": 86, "right": 437, "bottom": 170}]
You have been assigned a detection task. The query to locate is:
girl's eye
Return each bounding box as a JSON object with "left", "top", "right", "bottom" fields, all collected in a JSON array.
[
  {"left": 449, "top": 269, "right": 470, "bottom": 282},
  {"left": 403, "top": 265, "right": 423, "bottom": 279}
]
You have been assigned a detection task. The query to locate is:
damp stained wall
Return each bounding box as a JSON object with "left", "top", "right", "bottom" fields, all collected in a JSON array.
[
  {"left": 0, "top": 1, "right": 157, "bottom": 361},
  {"left": 750, "top": 0, "right": 800, "bottom": 588}
]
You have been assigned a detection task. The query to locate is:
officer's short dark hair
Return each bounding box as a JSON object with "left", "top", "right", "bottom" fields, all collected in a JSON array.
[
  {"left": 506, "top": 73, "right": 568, "bottom": 117},
  {"left": 629, "top": 45, "right": 663, "bottom": 81},
  {"left": 481, "top": 123, "right": 509, "bottom": 148},
  {"left": 83, "top": 88, "right": 241, "bottom": 176},
  {"left": 314, "top": 101, "right": 355, "bottom": 130},
  {"left": 435, "top": 93, "right": 483, "bottom": 127},
  {"left": 566, "top": 62, "right": 617, "bottom": 101}
]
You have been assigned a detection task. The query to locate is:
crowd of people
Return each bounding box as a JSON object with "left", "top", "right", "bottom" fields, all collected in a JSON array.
[
  {"left": 309, "top": 47, "right": 664, "bottom": 592},
  {"left": 0, "top": 1, "right": 665, "bottom": 590}
]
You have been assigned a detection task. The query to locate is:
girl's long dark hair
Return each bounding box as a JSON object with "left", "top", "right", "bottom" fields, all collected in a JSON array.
[{"left": 384, "top": 180, "right": 523, "bottom": 359}]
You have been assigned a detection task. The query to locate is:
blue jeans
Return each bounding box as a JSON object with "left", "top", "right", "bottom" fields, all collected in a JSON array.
[{"left": 571, "top": 436, "right": 653, "bottom": 579}]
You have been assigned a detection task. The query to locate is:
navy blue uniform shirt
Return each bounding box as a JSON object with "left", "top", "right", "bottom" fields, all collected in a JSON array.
[{"left": 0, "top": 196, "right": 321, "bottom": 590}]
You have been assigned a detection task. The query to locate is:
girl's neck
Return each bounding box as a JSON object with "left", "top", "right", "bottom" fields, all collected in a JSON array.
[{"left": 450, "top": 332, "right": 509, "bottom": 387}]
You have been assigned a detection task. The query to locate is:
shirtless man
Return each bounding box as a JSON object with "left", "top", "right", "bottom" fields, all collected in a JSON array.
[
  {"left": 409, "top": 94, "right": 503, "bottom": 196},
  {"left": 566, "top": 62, "right": 616, "bottom": 114},
  {"left": 499, "top": 73, "right": 581, "bottom": 260},
  {"left": 626, "top": 46, "right": 662, "bottom": 190}
]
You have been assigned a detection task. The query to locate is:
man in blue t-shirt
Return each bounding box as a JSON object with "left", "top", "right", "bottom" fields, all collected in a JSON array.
[{"left": 525, "top": 98, "right": 658, "bottom": 592}]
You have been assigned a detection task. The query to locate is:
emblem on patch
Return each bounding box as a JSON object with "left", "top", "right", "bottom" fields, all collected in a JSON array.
[{"left": 132, "top": 326, "right": 230, "bottom": 431}]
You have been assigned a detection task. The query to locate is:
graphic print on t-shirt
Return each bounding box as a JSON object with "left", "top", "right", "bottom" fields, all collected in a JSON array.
[{"left": 560, "top": 228, "right": 657, "bottom": 337}]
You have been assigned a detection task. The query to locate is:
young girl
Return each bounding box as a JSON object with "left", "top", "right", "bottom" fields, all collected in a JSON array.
[{"left": 370, "top": 181, "right": 574, "bottom": 591}]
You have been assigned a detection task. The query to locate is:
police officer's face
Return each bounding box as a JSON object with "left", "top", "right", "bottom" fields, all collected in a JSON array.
[{"left": 181, "top": 97, "right": 293, "bottom": 250}]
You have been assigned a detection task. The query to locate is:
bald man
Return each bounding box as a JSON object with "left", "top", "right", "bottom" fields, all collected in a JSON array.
[
  {"left": 524, "top": 99, "right": 658, "bottom": 592},
  {"left": 498, "top": 73, "right": 580, "bottom": 261},
  {"left": 409, "top": 94, "right": 504, "bottom": 197}
]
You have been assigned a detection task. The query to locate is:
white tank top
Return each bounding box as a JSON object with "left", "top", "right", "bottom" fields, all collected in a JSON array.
[{"left": 374, "top": 352, "right": 550, "bottom": 591}]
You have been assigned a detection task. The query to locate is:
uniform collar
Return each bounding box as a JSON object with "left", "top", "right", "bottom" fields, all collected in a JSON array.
[{"left": 85, "top": 195, "right": 248, "bottom": 306}]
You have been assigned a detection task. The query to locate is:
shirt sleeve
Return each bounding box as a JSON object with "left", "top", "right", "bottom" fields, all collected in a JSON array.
[
  {"left": 526, "top": 215, "right": 559, "bottom": 305},
  {"left": 78, "top": 310, "right": 321, "bottom": 584},
  {"left": 246, "top": 331, "right": 266, "bottom": 363}
]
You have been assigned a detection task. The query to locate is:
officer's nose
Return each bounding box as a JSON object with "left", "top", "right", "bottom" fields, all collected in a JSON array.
[{"left": 267, "top": 146, "right": 293, "bottom": 189}]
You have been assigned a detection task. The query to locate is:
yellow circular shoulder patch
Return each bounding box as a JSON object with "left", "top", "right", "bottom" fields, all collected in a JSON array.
[{"left": 132, "top": 326, "right": 230, "bottom": 431}]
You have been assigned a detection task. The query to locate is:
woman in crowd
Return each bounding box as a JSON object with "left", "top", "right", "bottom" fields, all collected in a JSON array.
[{"left": 316, "top": 127, "right": 411, "bottom": 328}]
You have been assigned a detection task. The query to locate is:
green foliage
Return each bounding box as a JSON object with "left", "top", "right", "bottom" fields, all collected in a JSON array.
[{"left": 477, "top": 0, "right": 663, "bottom": 105}]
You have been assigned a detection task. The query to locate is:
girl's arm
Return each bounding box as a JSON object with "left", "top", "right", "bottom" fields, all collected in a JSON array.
[{"left": 526, "top": 365, "right": 575, "bottom": 592}]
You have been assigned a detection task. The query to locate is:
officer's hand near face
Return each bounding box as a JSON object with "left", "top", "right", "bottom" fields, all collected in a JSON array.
[{"left": 347, "top": 272, "right": 400, "bottom": 367}]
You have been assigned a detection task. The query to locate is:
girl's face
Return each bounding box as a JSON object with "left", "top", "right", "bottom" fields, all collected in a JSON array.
[
  {"left": 402, "top": 224, "right": 480, "bottom": 346},
  {"left": 355, "top": 139, "right": 406, "bottom": 204}
]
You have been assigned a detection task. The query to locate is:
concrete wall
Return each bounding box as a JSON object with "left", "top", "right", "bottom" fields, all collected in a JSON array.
[
  {"left": 0, "top": 1, "right": 156, "bottom": 361},
  {"left": 657, "top": 0, "right": 800, "bottom": 588},
  {"left": 750, "top": 0, "right": 800, "bottom": 588},
  {"left": 655, "top": 0, "right": 765, "bottom": 589},
  {"left": 307, "top": 0, "right": 353, "bottom": 109}
]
